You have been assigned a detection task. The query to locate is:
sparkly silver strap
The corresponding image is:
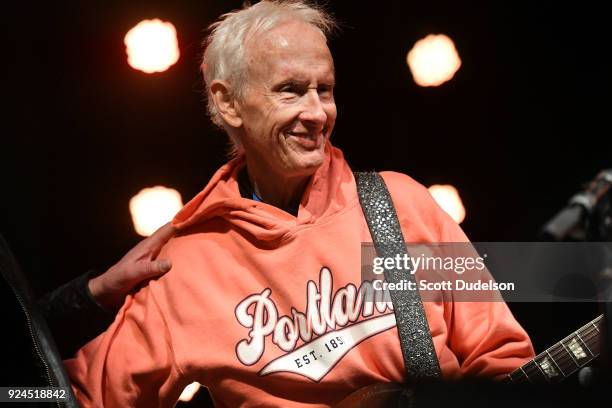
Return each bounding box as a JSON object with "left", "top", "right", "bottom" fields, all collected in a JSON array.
[{"left": 355, "top": 172, "right": 441, "bottom": 380}]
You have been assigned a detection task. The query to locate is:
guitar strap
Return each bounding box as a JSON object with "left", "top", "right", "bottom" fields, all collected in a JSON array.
[{"left": 355, "top": 171, "right": 441, "bottom": 380}]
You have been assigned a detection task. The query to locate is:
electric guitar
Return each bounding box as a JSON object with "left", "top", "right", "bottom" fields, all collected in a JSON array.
[{"left": 335, "top": 314, "right": 604, "bottom": 407}]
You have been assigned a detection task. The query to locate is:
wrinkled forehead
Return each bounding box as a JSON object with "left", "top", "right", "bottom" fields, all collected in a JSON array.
[{"left": 244, "top": 20, "right": 335, "bottom": 84}]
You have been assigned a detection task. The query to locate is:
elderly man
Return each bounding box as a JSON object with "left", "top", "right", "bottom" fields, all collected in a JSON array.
[{"left": 65, "top": 1, "right": 534, "bottom": 407}]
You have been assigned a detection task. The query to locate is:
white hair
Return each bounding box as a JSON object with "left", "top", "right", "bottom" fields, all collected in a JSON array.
[{"left": 201, "top": 0, "right": 337, "bottom": 155}]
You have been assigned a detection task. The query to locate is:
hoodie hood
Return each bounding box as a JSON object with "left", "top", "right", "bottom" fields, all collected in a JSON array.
[{"left": 172, "top": 142, "right": 357, "bottom": 242}]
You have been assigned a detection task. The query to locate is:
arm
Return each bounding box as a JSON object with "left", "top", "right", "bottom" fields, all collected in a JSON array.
[
  {"left": 37, "top": 271, "right": 115, "bottom": 359},
  {"left": 380, "top": 171, "right": 535, "bottom": 378},
  {"left": 436, "top": 195, "right": 535, "bottom": 378},
  {"left": 38, "top": 223, "right": 176, "bottom": 358},
  {"left": 64, "top": 277, "right": 188, "bottom": 407},
  {"left": 448, "top": 298, "right": 534, "bottom": 378}
]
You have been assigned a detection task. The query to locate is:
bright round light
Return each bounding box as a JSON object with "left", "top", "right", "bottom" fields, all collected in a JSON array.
[
  {"left": 407, "top": 34, "right": 462, "bottom": 87},
  {"left": 178, "top": 382, "right": 201, "bottom": 402},
  {"left": 428, "top": 184, "right": 466, "bottom": 224},
  {"left": 129, "top": 186, "right": 183, "bottom": 237},
  {"left": 124, "top": 19, "right": 180, "bottom": 73}
]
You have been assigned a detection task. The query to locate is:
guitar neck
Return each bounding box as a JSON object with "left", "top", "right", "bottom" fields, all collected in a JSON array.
[{"left": 507, "top": 314, "right": 604, "bottom": 384}]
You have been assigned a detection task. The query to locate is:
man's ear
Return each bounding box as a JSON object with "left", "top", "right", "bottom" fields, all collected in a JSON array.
[{"left": 210, "top": 80, "right": 243, "bottom": 128}]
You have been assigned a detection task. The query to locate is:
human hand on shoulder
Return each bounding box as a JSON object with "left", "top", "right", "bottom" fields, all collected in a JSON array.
[{"left": 88, "top": 222, "right": 176, "bottom": 311}]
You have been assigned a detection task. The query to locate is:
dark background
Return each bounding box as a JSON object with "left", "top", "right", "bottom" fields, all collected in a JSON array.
[{"left": 2, "top": 0, "right": 610, "bottom": 399}]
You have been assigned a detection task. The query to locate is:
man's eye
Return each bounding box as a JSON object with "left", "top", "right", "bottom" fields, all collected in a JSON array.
[
  {"left": 280, "top": 84, "right": 301, "bottom": 94},
  {"left": 318, "top": 85, "right": 334, "bottom": 99}
]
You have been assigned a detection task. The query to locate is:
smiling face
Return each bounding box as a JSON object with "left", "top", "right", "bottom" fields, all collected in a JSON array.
[{"left": 235, "top": 19, "right": 337, "bottom": 180}]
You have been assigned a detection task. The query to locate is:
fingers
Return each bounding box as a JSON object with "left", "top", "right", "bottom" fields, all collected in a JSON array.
[
  {"left": 143, "top": 222, "right": 177, "bottom": 258},
  {"left": 148, "top": 259, "right": 172, "bottom": 277},
  {"left": 108, "top": 259, "right": 172, "bottom": 300},
  {"left": 147, "top": 222, "right": 177, "bottom": 247},
  {"left": 131, "top": 259, "right": 172, "bottom": 281}
]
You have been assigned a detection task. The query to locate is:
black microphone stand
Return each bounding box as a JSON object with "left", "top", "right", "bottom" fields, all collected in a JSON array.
[{"left": 541, "top": 169, "right": 612, "bottom": 384}]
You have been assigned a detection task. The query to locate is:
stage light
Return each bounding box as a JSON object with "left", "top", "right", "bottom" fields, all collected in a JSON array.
[
  {"left": 124, "top": 19, "right": 180, "bottom": 73},
  {"left": 428, "top": 184, "right": 466, "bottom": 223},
  {"left": 406, "top": 34, "right": 461, "bottom": 87},
  {"left": 179, "top": 382, "right": 201, "bottom": 402},
  {"left": 129, "top": 186, "right": 183, "bottom": 237}
]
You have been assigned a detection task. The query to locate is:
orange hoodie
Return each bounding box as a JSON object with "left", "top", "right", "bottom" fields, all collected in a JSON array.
[{"left": 65, "top": 143, "right": 534, "bottom": 407}]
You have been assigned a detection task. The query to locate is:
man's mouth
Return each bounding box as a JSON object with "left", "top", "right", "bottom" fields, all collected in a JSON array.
[{"left": 286, "top": 130, "right": 326, "bottom": 149}]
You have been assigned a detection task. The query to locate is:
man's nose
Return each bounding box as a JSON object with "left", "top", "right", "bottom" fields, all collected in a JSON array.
[{"left": 300, "top": 89, "right": 327, "bottom": 127}]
